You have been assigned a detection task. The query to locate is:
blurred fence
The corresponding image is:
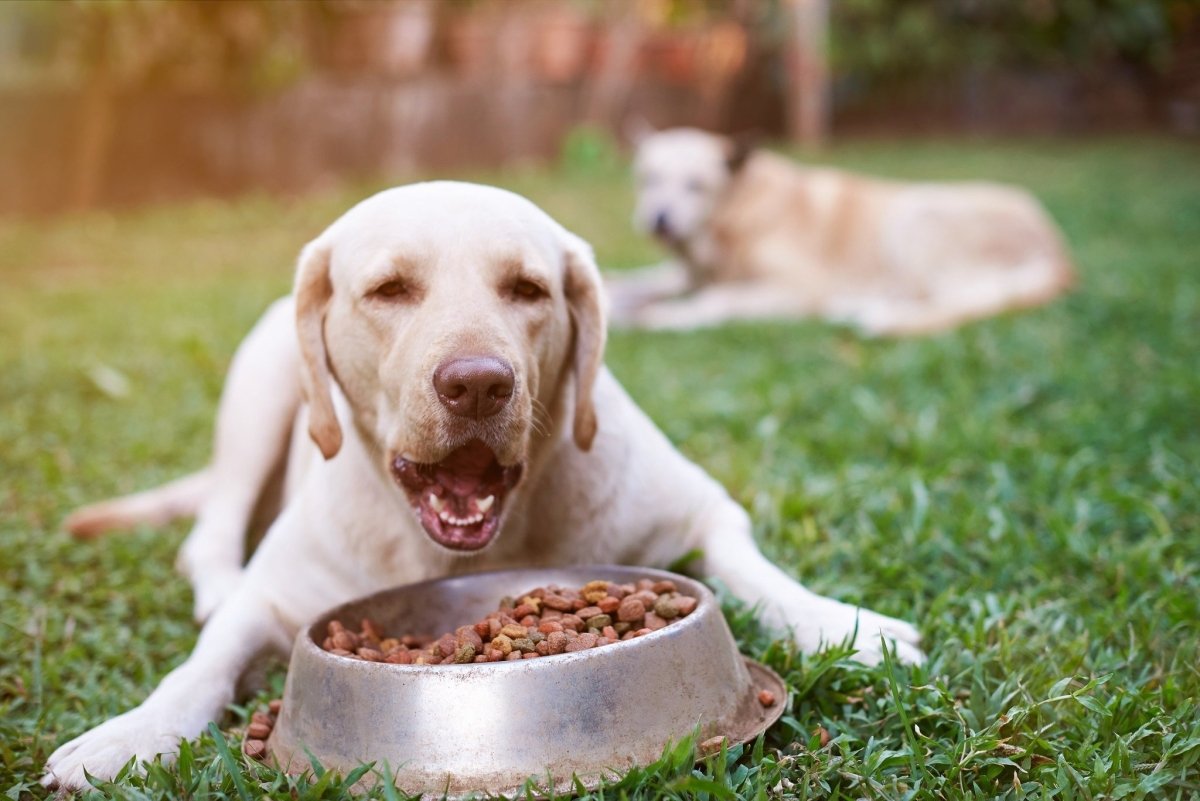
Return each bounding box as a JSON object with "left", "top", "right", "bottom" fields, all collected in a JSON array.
[{"left": 0, "top": 0, "right": 1195, "bottom": 216}]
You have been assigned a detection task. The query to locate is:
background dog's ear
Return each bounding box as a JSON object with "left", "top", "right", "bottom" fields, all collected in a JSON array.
[
  {"left": 561, "top": 231, "right": 607, "bottom": 451},
  {"left": 623, "top": 116, "right": 655, "bottom": 148},
  {"left": 725, "top": 131, "right": 757, "bottom": 173},
  {"left": 294, "top": 239, "right": 343, "bottom": 460}
]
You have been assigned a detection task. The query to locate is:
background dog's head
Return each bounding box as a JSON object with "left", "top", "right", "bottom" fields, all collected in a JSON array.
[
  {"left": 629, "top": 125, "right": 753, "bottom": 250},
  {"left": 292, "top": 182, "right": 606, "bottom": 553}
]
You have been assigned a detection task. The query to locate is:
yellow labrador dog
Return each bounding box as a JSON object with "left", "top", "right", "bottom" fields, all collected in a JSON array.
[
  {"left": 608, "top": 127, "right": 1075, "bottom": 335},
  {"left": 47, "top": 182, "right": 921, "bottom": 790}
]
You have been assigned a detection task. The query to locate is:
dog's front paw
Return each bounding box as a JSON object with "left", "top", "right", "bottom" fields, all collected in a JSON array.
[
  {"left": 41, "top": 706, "right": 191, "bottom": 791},
  {"left": 776, "top": 597, "right": 924, "bottom": 666}
]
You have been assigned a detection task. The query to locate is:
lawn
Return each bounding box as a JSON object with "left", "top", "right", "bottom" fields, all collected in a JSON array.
[{"left": 2, "top": 137, "right": 1198, "bottom": 799}]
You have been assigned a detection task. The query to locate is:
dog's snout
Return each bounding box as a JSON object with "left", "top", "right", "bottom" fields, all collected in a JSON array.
[
  {"left": 653, "top": 211, "right": 671, "bottom": 238},
  {"left": 433, "top": 356, "right": 515, "bottom": 419}
]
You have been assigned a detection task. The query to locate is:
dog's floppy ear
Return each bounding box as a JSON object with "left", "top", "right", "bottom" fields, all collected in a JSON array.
[
  {"left": 560, "top": 231, "right": 607, "bottom": 451},
  {"left": 725, "top": 131, "right": 757, "bottom": 173},
  {"left": 294, "top": 239, "right": 343, "bottom": 460}
]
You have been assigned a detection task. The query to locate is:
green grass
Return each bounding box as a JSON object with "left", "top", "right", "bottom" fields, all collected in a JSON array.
[{"left": 2, "top": 137, "right": 1199, "bottom": 799}]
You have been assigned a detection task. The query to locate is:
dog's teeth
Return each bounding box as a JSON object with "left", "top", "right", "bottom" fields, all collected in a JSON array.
[
  {"left": 428, "top": 494, "right": 445, "bottom": 512},
  {"left": 476, "top": 495, "right": 494, "bottom": 513}
]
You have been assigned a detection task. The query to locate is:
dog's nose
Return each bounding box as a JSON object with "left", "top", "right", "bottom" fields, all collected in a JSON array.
[
  {"left": 433, "top": 356, "right": 515, "bottom": 419},
  {"left": 653, "top": 211, "right": 671, "bottom": 238}
]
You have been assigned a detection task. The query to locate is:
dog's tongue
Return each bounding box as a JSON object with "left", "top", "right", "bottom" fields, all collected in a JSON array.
[{"left": 434, "top": 440, "right": 497, "bottom": 496}]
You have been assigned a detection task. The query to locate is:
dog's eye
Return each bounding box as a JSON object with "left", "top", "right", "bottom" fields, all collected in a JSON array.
[
  {"left": 370, "top": 279, "right": 410, "bottom": 300},
  {"left": 511, "top": 279, "right": 548, "bottom": 301}
]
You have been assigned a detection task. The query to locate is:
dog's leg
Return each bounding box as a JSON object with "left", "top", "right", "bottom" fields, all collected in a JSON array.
[
  {"left": 177, "top": 297, "right": 303, "bottom": 622},
  {"left": 41, "top": 501, "right": 347, "bottom": 791},
  {"left": 631, "top": 283, "right": 805, "bottom": 330},
  {"left": 63, "top": 469, "right": 213, "bottom": 538},
  {"left": 604, "top": 261, "right": 691, "bottom": 326},
  {"left": 692, "top": 497, "right": 923, "bottom": 665}
]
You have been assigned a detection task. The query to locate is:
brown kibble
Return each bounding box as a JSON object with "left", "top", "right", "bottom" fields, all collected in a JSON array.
[
  {"left": 564, "top": 633, "right": 598, "bottom": 652},
  {"left": 456, "top": 626, "right": 483, "bottom": 650},
  {"left": 268, "top": 699, "right": 282, "bottom": 715},
  {"left": 757, "top": 690, "right": 776, "bottom": 707},
  {"left": 331, "top": 630, "right": 357, "bottom": 651},
  {"left": 251, "top": 711, "right": 273, "bottom": 727},
  {"left": 542, "top": 594, "right": 573, "bottom": 611},
  {"left": 617, "top": 598, "right": 646, "bottom": 623},
  {"left": 500, "top": 624, "right": 528, "bottom": 640},
  {"left": 698, "top": 736, "right": 728, "bottom": 756},
  {"left": 246, "top": 721, "right": 272, "bottom": 740},
  {"left": 632, "top": 590, "right": 659, "bottom": 607},
  {"left": 243, "top": 738, "right": 267, "bottom": 760},
  {"left": 816, "top": 726, "right": 831, "bottom": 747},
  {"left": 320, "top": 578, "right": 699, "bottom": 667}
]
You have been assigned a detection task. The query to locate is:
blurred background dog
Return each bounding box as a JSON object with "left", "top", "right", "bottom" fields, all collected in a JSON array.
[{"left": 608, "top": 125, "right": 1076, "bottom": 335}]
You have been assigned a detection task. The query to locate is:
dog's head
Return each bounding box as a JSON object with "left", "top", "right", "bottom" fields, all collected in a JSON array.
[
  {"left": 630, "top": 125, "right": 753, "bottom": 249},
  {"left": 293, "top": 182, "right": 605, "bottom": 554}
]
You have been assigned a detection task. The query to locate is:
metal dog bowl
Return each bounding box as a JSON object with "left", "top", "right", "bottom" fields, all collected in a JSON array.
[{"left": 267, "top": 566, "right": 785, "bottom": 798}]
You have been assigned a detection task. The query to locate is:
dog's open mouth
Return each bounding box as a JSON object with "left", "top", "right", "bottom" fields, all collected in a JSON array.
[{"left": 391, "top": 440, "right": 523, "bottom": 552}]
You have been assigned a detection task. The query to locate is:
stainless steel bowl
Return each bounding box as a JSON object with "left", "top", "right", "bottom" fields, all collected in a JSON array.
[{"left": 267, "top": 566, "right": 785, "bottom": 798}]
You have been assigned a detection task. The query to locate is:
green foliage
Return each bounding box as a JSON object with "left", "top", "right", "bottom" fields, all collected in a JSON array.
[
  {"left": 833, "top": 0, "right": 1180, "bottom": 83},
  {"left": 2, "top": 137, "right": 1199, "bottom": 799}
]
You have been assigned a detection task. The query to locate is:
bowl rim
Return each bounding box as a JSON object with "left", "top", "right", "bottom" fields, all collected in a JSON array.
[{"left": 302, "top": 564, "right": 717, "bottom": 670}]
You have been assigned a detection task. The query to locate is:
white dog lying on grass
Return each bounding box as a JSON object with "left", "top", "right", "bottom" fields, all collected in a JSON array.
[
  {"left": 608, "top": 126, "right": 1075, "bottom": 335},
  {"left": 48, "top": 182, "right": 922, "bottom": 790}
]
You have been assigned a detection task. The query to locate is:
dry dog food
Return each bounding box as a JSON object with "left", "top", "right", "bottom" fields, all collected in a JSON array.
[
  {"left": 318, "top": 578, "right": 700, "bottom": 664},
  {"left": 242, "top": 698, "right": 281, "bottom": 759}
]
